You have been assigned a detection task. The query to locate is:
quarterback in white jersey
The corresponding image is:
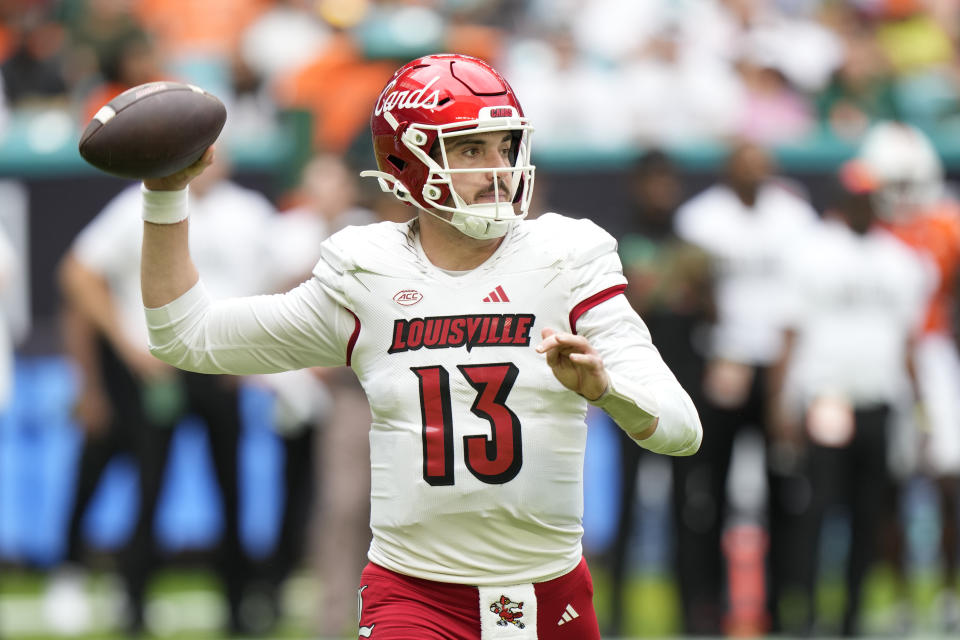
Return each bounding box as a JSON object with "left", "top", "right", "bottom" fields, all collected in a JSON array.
[{"left": 139, "top": 54, "right": 701, "bottom": 639}]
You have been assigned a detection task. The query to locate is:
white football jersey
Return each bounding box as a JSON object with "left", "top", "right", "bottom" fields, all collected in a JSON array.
[
  {"left": 675, "top": 182, "right": 819, "bottom": 365},
  {"left": 147, "top": 212, "right": 700, "bottom": 584},
  {"left": 320, "top": 213, "right": 629, "bottom": 585},
  {"left": 781, "top": 219, "right": 933, "bottom": 406}
]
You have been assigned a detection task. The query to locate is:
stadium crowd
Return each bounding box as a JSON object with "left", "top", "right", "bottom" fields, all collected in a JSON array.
[
  {"left": 1, "top": 0, "right": 960, "bottom": 638},
  {"left": 0, "top": 0, "right": 957, "bottom": 154}
]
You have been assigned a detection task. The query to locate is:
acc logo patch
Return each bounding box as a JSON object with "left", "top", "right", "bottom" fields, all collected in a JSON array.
[
  {"left": 393, "top": 289, "right": 423, "bottom": 306},
  {"left": 489, "top": 595, "right": 525, "bottom": 628}
]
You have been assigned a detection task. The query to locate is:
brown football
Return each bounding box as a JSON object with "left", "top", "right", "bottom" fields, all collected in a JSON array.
[{"left": 78, "top": 81, "right": 226, "bottom": 179}]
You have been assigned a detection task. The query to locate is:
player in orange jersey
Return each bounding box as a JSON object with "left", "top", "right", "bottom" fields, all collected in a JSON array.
[{"left": 860, "top": 120, "right": 960, "bottom": 632}]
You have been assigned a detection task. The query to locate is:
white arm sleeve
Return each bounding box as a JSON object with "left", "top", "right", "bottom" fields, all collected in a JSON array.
[
  {"left": 145, "top": 277, "right": 355, "bottom": 374},
  {"left": 578, "top": 294, "right": 703, "bottom": 456}
]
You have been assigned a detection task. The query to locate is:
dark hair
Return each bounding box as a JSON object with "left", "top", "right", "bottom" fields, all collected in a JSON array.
[{"left": 632, "top": 149, "right": 674, "bottom": 177}]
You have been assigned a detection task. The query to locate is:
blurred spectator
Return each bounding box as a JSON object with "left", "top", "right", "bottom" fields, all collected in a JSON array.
[
  {"left": 1, "top": 6, "right": 68, "bottom": 108},
  {"left": 873, "top": 1, "right": 954, "bottom": 76},
  {"left": 56, "top": 0, "right": 152, "bottom": 105},
  {"left": 772, "top": 161, "right": 932, "bottom": 636},
  {"left": 442, "top": 5, "right": 504, "bottom": 62},
  {"left": 673, "top": 141, "right": 819, "bottom": 634},
  {"left": 134, "top": 0, "right": 270, "bottom": 100},
  {"left": 273, "top": 31, "right": 397, "bottom": 156},
  {"left": 566, "top": 0, "right": 674, "bottom": 65},
  {"left": 0, "top": 71, "right": 8, "bottom": 132},
  {"left": 246, "top": 366, "right": 329, "bottom": 632},
  {"left": 608, "top": 150, "right": 714, "bottom": 637},
  {"left": 859, "top": 120, "right": 960, "bottom": 633},
  {"left": 134, "top": 0, "right": 269, "bottom": 63},
  {"left": 507, "top": 0, "right": 842, "bottom": 148},
  {"left": 239, "top": 0, "right": 331, "bottom": 86},
  {"left": 736, "top": 3, "right": 844, "bottom": 95},
  {"left": 78, "top": 28, "right": 163, "bottom": 124},
  {"left": 47, "top": 154, "right": 277, "bottom": 636},
  {"left": 228, "top": 0, "right": 331, "bottom": 140},
  {"left": 351, "top": 1, "right": 444, "bottom": 61},
  {"left": 618, "top": 151, "right": 714, "bottom": 416},
  {"left": 246, "top": 153, "right": 380, "bottom": 633},
  {"left": 870, "top": 1, "right": 960, "bottom": 131},
  {"left": 734, "top": 54, "right": 814, "bottom": 145},
  {"left": 504, "top": 29, "right": 632, "bottom": 149},
  {"left": 274, "top": 153, "right": 379, "bottom": 637},
  {"left": 619, "top": 26, "right": 745, "bottom": 146},
  {"left": 817, "top": 24, "right": 900, "bottom": 140},
  {"left": 272, "top": 152, "right": 378, "bottom": 261}
]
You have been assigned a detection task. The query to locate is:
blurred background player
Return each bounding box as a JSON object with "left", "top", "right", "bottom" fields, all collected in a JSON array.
[
  {"left": 858, "top": 120, "right": 960, "bottom": 633},
  {"left": 771, "top": 159, "right": 933, "bottom": 636},
  {"left": 47, "top": 153, "right": 277, "bottom": 636},
  {"left": 608, "top": 149, "right": 714, "bottom": 637},
  {"left": 672, "top": 140, "right": 819, "bottom": 634},
  {"left": 63, "top": 0, "right": 164, "bottom": 126},
  {"left": 261, "top": 151, "right": 381, "bottom": 636}
]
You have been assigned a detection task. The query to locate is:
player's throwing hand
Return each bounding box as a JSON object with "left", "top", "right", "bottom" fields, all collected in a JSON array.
[
  {"left": 536, "top": 327, "right": 610, "bottom": 401},
  {"left": 143, "top": 146, "right": 216, "bottom": 192}
]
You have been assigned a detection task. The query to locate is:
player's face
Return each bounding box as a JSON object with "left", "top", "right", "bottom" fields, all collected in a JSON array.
[{"left": 442, "top": 130, "right": 515, "bottom": 206}]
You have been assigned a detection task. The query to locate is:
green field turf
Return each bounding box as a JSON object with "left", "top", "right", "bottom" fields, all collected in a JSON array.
[{"left": 0, "top": 564, "right": 954, "bottom": 638}]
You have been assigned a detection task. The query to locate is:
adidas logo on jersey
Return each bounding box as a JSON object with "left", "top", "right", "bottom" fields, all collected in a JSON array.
[
  {"left": 557, "top": 604, "right": 579, "bottom": 626},
  {"left": 483, "top": 285, "right": 510, "bottom": 303}
]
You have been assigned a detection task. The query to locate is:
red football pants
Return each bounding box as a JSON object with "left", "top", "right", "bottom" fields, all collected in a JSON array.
[{"left": 355, "top": 557, "right": 601, "bottom": 639}]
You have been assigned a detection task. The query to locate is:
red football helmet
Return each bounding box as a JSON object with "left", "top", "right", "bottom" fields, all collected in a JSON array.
[{"left": 361, "top": 54, "right": 535, "bottom": 239}]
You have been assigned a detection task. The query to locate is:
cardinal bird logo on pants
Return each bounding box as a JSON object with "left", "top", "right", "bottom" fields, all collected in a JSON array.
[{"left": 490, "top": 595, "right": 525, "bottom": 628}]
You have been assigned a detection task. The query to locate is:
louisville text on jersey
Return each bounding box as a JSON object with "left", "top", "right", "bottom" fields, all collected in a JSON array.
[{"left": 388, "top": 313, "right": 535, "bottom": 353}]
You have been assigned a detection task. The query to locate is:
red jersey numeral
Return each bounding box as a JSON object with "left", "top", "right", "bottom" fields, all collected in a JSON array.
[
  {"left": 412, "top": 363, "right": 522, "bottom": 486},
  {"left": 412, "top": 366, "right": 455, "bottom": 486}
]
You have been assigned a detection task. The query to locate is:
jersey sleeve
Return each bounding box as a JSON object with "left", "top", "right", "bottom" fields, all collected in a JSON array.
[
  {"left": 551, "top": 215, "right": 628, "bottom": 328},
  {"left": 310, "top": 227, "right": 357, "bottom": 309},
  {"left": 146, "top": 249, "right": 358, "bottom": 374},
  {"left": 557, "top": 215, "right": 701, "bottom": 455},
  {"left": 577, "top": 294, "right": 703, "bottom": 455}
]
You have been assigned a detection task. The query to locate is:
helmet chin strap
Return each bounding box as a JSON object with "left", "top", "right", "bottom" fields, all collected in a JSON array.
[
  {"left": 359, "top": 170, "right": 520, "bottom": 240},
  {"left": 428, "top": 202, "right": 518, "bottom": 240}
]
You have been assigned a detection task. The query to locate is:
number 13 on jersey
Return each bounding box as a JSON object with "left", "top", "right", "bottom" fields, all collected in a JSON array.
[{"left": 412, "top": 363, "right": 523, "bottom": 486}]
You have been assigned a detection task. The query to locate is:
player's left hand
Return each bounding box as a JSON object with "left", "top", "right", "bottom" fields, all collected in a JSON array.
[{"left": 536, "top": 327, "right": 609, "bottom": 401}]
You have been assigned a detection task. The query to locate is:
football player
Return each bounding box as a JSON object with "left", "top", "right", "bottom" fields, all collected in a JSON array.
[
  {"left": 137, "top": 54, "right": 702, "bottom": 639},
  {"left": 859, "top": 120, "right": 960, "bottom": 633},
  {"left": 672, "top": 142, "right": 819, "bottom": 634},
  {"left": 771, "top": 160, "right": 932, "bottom": 635}
]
